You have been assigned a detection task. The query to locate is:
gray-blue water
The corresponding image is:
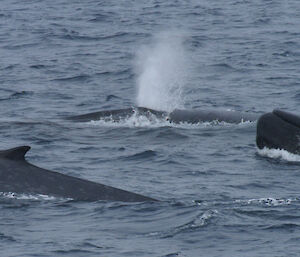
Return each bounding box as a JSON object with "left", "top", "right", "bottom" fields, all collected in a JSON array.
[{"left": 1, "top": 0, "right": 300, "bottom": 256}]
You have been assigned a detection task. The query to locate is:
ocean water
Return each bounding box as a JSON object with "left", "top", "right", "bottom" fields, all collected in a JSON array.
[{"left": 1, "top": 0, "right": 300, "bottom": 256}]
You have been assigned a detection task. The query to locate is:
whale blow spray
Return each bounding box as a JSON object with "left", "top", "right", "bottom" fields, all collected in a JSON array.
[{"left": 135, "top": 31, "right": 189, "bottom": 112}]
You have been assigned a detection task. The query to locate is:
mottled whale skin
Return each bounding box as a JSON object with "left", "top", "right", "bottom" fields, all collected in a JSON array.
[
  {"left": 0, "top": 146, "right": 157, "bottom": 202},
  {"left": 67, "top": 107, "right": 258, "bottom": 124},
  {"left": 256, "top": 109, "right": 300, "bottom": 154}
]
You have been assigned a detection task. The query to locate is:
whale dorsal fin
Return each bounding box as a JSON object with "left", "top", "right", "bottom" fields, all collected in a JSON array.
[{"left": 0, "top": 146, "right": 31, "bottom": 161}]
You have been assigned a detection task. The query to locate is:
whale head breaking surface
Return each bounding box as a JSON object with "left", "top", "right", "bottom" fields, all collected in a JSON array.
[{"left": 256, "top": 109, "right": 300, "bottom": 154}]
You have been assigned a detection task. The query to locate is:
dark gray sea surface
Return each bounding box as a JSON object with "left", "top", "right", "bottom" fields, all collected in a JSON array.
[{"left": 1, "top": 0, "right": 300, "bottom": 256}]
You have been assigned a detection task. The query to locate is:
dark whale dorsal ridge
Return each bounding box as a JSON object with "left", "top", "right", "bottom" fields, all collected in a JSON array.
[
  {"left": 0, "top": 146, "right": 31, "bottom": 161},
  {"left": 0, "top": 146, "right": 157, "bottom": 202},
  {"left": 273, "top": 109, "right": 300, "bottom": 129}
]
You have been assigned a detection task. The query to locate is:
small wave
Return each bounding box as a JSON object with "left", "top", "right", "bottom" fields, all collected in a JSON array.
[
  {"left": 209, "top": 63, "right": 236, "bottom": 72},
  {"left": 155, "top": 130, "right": 189, "bottom": 140},
  {"left": 78, "top": 242, "right": 105, "bottom": 249},
  {"left": 106, "top": 94, "right": 121, "bottom": 101},
  {"left": 53, "top": 249, "right": 94, "bottom": 255},
  {"left": 59, "top": 33, "right": 102, "bottom": 41},
  {"left": 30, "top": 64, "right": 46, "bottom": 69},
  {"left": 257, "top": 147, "right": 300, "bottom": 162},
  {"left": 52, "top": 74, "right": 90, "bottom": 82},
  {"left": 59, "top": 31, "right": 128, "bottom": 41},
  {"left": 0, "top": 232, "right": 17, "bottom": 242},
  {"left": 264, "top": 223, "right": 300, "bottom": 231},
  {"left": 161, "top": 252, "right": 181, "bottom": 257},
  {"left": 3, "top": 42, "right": 40, "bottom": 50},
  {"left": 123, "top": 150, "right": 157, "bottom": 161},
  {"left": 10, "top": 91, "right": 34, "bottom": 98},
  {"left": 0, "top": 64, "right": 20, "bottom": 70},
  {"left": 88, "top": 12, "right": 114, "bottom": 23},
  {"left": 98, "top": 31, "right": 128, "bottom": 40},
  {"left": 160, "top": 210, "right": 218, "bottom": 238},
  {"left": 0, "top": 91, "right": 34, "bottom": 101}
]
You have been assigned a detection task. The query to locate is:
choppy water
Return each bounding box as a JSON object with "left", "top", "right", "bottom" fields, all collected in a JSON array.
[{"left": 1, "top": 0, "right": 300, "bottom": 256}]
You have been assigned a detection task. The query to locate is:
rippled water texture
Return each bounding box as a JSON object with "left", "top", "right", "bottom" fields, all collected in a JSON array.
[{"left": 1, "top": 0, "right": 300, "bottom": 256}]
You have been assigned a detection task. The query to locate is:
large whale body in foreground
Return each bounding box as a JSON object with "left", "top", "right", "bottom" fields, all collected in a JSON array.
[
  {"left": 256, "top": 109, "right": 300, "bottom": 154},
  {"left": 67, "top": 107, "right": 258, "bottom": 124},
  {"left": 0, "top": 146, "right": 157, "bottom": 202}
]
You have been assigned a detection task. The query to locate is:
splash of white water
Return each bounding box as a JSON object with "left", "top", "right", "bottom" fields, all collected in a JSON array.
[
  {"left": 257, "top": 147, "right": 300, "bottom": 162},
  {"left": 87, "top": 114, "right": 253, "bottom": 129},
  {"left": 235, "top": 197, "right": 293, "bottom": 206},
  {"left": 0, "top": 192, "right": 71, "bottom": 201},
  {"left": 135, "top": 31, "right": 189, "bottom": 112}
]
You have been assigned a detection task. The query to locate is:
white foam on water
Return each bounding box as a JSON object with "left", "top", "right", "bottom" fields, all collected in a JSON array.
[
  {"left": 88, "top": 111, "right": 170, "bottom": 128},
  {"left": 257, "top": 147, "right": 300, "bottom": 162},
  {"left": 87, "top": 113, "right": 255, "bottom": 129},
  {"left": 235, "top": 197, "right": 294, "bottom": 206},
  {"left": 135, "top": 31, "right": 189, "bottom": 112},
  {"left": 0, "top": 192, "right": 72, "bottom": 201}
]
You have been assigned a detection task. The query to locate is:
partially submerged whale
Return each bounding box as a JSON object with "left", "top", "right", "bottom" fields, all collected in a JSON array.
[
  {"left": 67, "top": 107, "right": 167, "bottom": 122},
  {"left": 256, "top": 109, "right": 300, "bottom": 154},
  {"left": 168, "top": 109, "right": 258, "bottom": 124},
  {"left": 67, "top": 107, "right": 258, "bottom": 124},
  {"left": 0, "top": 146, "right": 157, "bottom": 202}
]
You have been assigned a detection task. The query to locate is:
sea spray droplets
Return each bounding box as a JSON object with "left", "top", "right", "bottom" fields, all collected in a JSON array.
[{"left": 135, "top": 31, "right": 189, "bottom": 112}]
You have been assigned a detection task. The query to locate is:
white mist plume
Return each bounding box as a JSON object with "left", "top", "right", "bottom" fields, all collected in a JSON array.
[{"left": 135, "top": 31, "right": 189, "bottom": 112}]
